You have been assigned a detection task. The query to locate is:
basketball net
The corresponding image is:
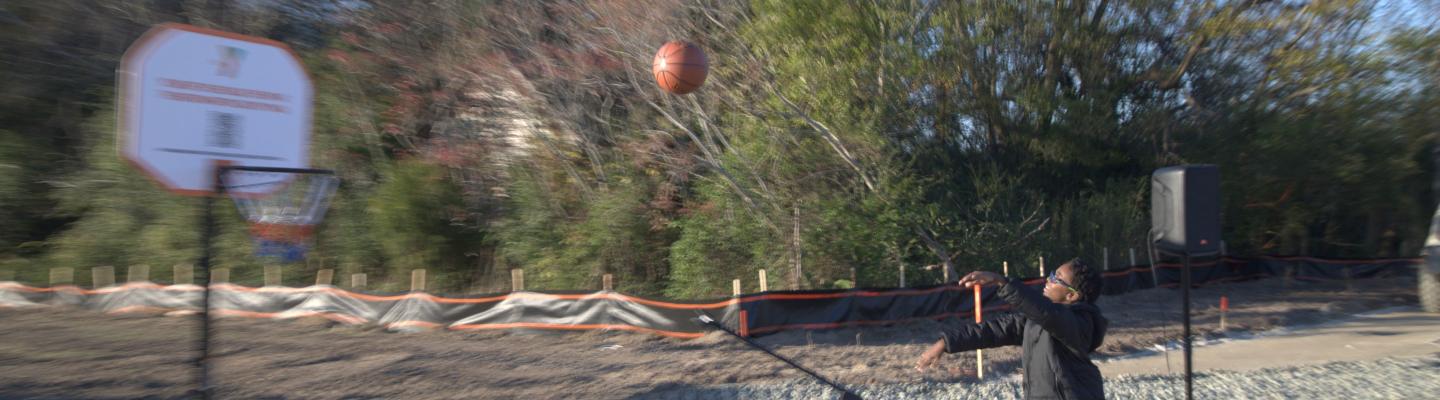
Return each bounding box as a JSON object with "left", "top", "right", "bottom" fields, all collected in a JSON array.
[{"left": 224, "top": 170, "right": 338, "bottom": 262}]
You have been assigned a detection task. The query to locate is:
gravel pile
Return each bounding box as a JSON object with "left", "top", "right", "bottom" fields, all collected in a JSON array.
[{"left": 631, "top": 353, "right": 1440, "bottom": 399}]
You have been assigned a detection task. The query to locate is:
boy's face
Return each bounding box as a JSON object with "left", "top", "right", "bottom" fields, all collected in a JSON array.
[{"left": 1044, "top": 263, "right": 1081, "bottom": 304}]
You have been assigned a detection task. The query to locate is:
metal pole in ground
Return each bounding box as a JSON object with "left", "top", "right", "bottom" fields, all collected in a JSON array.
[
  {"left": 194, "top": 165, "right": 223, "bottom": 399},
  {"left": 974, "top": 285, "right": 984, "bottom": 380},
  {"left": 1182, "top": 254, "right": 1193, "bottom": 400}
]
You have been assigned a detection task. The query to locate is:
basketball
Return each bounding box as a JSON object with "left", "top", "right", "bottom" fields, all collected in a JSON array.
[{"left": 652, "top": 41, "right": 708, "bottom": 95}]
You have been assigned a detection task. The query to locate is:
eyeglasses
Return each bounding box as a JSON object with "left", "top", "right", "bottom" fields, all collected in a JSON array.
[{"left": 1047, "top": 271, "right": 1079, "bottom": 295}]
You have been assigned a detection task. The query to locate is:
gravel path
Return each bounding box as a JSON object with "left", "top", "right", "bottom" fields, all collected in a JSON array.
[{"left": 631, "top": 353, "right": 1440, "bottom": 399}]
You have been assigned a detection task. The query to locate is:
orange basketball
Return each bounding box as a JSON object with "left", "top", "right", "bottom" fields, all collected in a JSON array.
[{"left": 652, "top": 41, "right": 708, "bottom": 95}]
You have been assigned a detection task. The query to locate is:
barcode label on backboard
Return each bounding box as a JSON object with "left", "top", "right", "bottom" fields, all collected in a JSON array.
[{"left": 208, "top": 111, "right": 242, "bottom": 148}]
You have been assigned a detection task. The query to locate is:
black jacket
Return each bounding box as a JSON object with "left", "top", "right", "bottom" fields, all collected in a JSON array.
[{"left": 941, "top": 278, "right": 1108, "bottom": 400}]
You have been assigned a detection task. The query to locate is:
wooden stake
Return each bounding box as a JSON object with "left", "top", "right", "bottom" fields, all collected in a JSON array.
[
  {"left": 1103, "top": 247, "right": 1110, "bottom": 270},
  {"left": 211, "top": 268, "right": 230, "bottom": 284},
  {"left": 511, "top": 269, "right": 525, "bottom": 291},
  {"left": 1003, "top": 261, "right": 1009, "bottom": 277},
  {"left": 173, "top": 264, "right": 193, "bottom": 285},
  {"left": 410, "top": 269, "right": 426, "bottom": 292},
  {"left": 127, "top": 264, "right": 150, "bottom": 283},
  {"left": 899, "top": 263, "right": 906, "bottom": 287},
  {"left": 1220, "top": 296, "right": 1229, "bottom": 331},
  {"left": 1039, "top": 256, "right": 1046, "bottom": 277},
  {"left": 1129, "top": 248, "right": 1137, "bottom": 267},
  {"left": 602, "top": 273, "right": 613, "bottom": 291},
  {"left": 758, "top": 269, "right": 768, "bottom": 292},
  {"left": 733, "top": 279, "right": 742, "bottom": 297},
  {"left": 315, "top": 269, "right": 334, "bottom": 286},
  {"left": 49, "top": 267, "right": 73, "bottom": 286},
  {"left": 351, "top": 273, "right": 367, "bottom": 289},
  {"left": 263, "top": 265, "right": 282, "bottom": 287},
  {"left": 792, "top": 205, "right": 803, "bottom": 290},
  {"left": 92, "top": 266, "right": 115, "bottom": 289}
]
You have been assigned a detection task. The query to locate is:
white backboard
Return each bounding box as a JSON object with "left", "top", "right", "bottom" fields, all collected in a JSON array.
[{"left": 118, "top": 23, "right": 312, "bottom": 196}]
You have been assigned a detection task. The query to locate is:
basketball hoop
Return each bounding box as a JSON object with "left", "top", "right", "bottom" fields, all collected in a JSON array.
[{"left": 221, "top": 166, "right": 337, "bottom": 263}]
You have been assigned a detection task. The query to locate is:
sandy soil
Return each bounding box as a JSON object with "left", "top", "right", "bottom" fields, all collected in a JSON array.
[
  {"left": 1097, "top": 305, "right": 1440, "bottom": 376},
  {"left": 0, "top": 276, "right": 1419, "bottom": 399}
]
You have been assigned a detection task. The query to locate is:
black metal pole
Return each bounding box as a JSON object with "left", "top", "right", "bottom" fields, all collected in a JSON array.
[
  {"left": 697, "top": 315, "right": 861, "bottom": 400},
  {"left": 1182, "top": 254, "right": 1192, "bottom": 400},
  {"left": 195, "top": 166, "right": 222, "bottom": 399}
]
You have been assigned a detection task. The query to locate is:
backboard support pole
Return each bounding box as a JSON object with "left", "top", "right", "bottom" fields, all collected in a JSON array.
[{"left": 194, "top": 162, "right": 223, "bottom": 400}]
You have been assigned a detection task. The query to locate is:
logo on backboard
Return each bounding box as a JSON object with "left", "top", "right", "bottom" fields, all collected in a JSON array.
[{"left": 215, "top": 46, "right": 247, "bottom": 78}]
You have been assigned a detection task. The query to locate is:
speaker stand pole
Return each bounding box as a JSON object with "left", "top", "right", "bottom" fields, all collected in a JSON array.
[{"left": 1182, "top": 253, "right": 1193, "bottom": 400}]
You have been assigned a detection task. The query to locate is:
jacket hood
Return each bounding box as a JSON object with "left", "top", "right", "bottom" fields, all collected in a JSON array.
[{"left": 1069, "top": 302, "right": 1108, "bottom": 352}]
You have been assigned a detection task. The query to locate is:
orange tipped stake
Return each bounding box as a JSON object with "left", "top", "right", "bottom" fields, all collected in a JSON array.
[
  {"left": 1220, "top": 296, "right": 1229, "bottom": 331},
  {"left": 975, "top": 284, "right": 984, "bottom": 379}
]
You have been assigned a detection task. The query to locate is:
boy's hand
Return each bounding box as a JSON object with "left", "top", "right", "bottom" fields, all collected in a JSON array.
[
  {"left": 957, "top": 271, "right": 1006, "bottom": 288},
  {"left": 914, "top": 340, "right": 945, "bottom": 372}
]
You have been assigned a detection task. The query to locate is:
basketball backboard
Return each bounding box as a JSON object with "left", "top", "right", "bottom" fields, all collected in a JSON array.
[{"left": 118, "top": 23, "right": 312, "bottom": 196}]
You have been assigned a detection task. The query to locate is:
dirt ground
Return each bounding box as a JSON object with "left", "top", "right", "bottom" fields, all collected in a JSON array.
[{"left": 0, "top": 276, "right": 1420, "bottom": 399}]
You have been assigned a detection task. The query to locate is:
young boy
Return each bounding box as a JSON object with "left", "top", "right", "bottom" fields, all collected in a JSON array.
[{"left": 915, "top": 259, "right": 1108, "bottom": 399}]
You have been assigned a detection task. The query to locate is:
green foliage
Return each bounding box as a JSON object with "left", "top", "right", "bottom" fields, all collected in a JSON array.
[
  {"left": 567, "top": 177, "right": 676, "bottom": 296},
  {"left": 493, "top": 168, "right": 570, "bottom": 288},
  {"left": 497, "top": 165, "right": 676, "bottom": 296},
  {"left": 666, "top": 181, "right": 781, "bottom": 298},
  {"left": 0, "top": 130, "right": 41, "bottom": 254},
  {"left": 1, "top": 0, "right": 1434, "bottom": 297},
  {"left": 368, "top": 160, "right": 478, "bottom": 290}
]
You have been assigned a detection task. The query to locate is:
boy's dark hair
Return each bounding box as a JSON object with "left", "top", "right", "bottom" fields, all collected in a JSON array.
[{"left": 1066, "top": 258, "right": 1104, "bottom": 304}]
